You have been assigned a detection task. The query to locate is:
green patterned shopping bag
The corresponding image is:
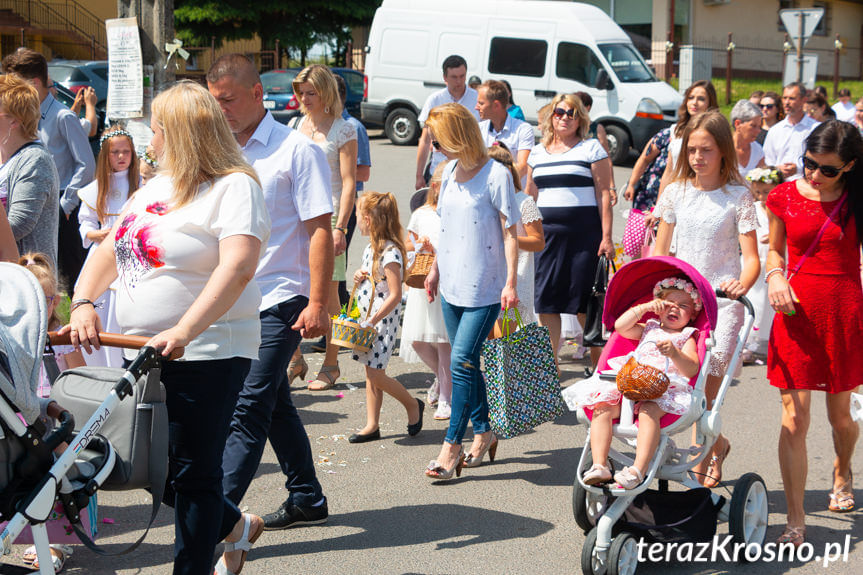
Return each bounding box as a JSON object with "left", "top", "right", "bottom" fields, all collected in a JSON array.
[{"left": 482, "top": 308, "right": 564, "bottom": 439}]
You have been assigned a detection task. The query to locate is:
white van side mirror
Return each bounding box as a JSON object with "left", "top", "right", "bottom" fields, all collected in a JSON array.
[{"left": 595, "top": 69, "right": 614, "bottom": 91}]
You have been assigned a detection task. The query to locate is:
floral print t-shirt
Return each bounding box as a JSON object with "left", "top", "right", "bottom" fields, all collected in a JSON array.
[{"left": 113, "top": 172, "right": 270, "bottom": 361}]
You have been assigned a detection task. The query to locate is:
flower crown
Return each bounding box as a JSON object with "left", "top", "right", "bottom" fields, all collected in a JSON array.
[
  {"left": 746, "top": 167, "right": 781, "bottom": 184},
  {"left": 653, "top": 277, "right": 702, "bottom": 311},
  {"left": 99, "top": 128, "right": 133, "bottom": 148}
]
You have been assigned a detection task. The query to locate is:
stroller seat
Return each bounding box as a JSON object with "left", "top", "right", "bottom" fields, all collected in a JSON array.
[{"left": 567, "top": 257, "right": 768, "bottom": 575}]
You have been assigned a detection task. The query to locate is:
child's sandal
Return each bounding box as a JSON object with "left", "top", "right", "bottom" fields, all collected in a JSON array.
[
  {"left": 614, "top": 466, "right": 645, "bottom": 490},
  {"left": 583, "top": 463, "right": 613, "bottom": 486}
]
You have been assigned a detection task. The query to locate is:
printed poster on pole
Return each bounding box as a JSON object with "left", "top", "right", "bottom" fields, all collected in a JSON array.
[{"left": 106, "top": 17, "right": 143, "bottom": 120}]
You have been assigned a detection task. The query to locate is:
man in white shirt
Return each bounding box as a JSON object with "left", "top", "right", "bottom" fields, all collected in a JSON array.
[
  {"left": 415, "top": 55, "right": 479, "bottom": 189},
  {"left": 831, "top": 88, "right": 856, "bottom": 123},
  {"left": 476, "top": 79, "right": 534, "bottom": 181},
  {"left": 207, "top": 54, "right": 333, "bottom": 530},
  {"left": 763, "top": 82, "right": 819, "bottom": 181}
]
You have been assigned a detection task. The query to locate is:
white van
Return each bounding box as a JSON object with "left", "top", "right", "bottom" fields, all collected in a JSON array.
[{"left": 361, "top": 0, "right": 682, "bottom": 163}]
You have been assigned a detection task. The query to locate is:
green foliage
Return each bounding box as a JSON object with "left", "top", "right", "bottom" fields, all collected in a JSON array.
[{"left": 174, "top": 0, "right": 382, "bottom": 62}]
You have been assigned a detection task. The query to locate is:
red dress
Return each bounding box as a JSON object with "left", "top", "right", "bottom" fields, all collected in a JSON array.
[{"left": 766, "top": 181, "right": 863, "bottom": 392}]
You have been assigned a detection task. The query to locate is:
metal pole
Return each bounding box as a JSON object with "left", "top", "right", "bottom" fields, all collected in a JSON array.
[
  {"left": 275, "top": 39, "right": 281, "bottom": 68},
  {"left": 797, "top": 12, "right": 804, "bottom": 84},
  {"left": 726, "top": 33, "right": 732, "bottom": 105},
  {"left": 667, "top": 0, "right": 676, "bottom": 80},
  {"left": 833, "top": 34, "right": 840, "bottom": 98},
  {"left": 210, "top": 35, "right": 216, "bottom": 65}
]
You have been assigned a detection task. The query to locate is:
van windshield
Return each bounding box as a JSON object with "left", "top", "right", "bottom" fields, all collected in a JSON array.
[{"left": 598, "top": 44, "right": 656, "bottom": 83}]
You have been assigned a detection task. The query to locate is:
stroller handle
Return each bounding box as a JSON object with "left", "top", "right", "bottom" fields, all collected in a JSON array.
[
  {"left": 47, "top": 331, "right": 184, "bottom": 360},
  {"left": 714, "top": 290, "right": 755, "bottom": 319}
]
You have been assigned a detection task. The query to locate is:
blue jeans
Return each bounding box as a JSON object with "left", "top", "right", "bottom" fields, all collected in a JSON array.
[
  {"left": 161, "top": 357, "right": 248, "bottom": 575},
  {"left": 440, "top": 296, "right": 500, "bottom": 445},
  {"left": 222, "top": 297, "right": 323, "bottom": 508}
]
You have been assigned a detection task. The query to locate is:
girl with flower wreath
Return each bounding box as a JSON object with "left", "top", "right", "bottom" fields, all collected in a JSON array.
[
  {"left": 76, "top": 126, "right": 141, "bottom": 367},
  {"left": 562, "top": 278, "right": 702, "bottom": 489}
]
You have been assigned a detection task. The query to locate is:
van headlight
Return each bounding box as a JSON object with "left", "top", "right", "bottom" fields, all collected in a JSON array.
[{"left": 635, "top": 98, "right": 663, "bottom": 120}]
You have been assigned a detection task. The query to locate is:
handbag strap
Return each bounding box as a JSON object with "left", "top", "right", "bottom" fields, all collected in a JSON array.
[
  {"left": 593, "top": 255, "right": 617, "bottom": 293},
  {"left": 788, "top": 192, "right": 847, "bottom": 281},
  {"left": 500, "top": 307, "right": 526, "bottom": 342},
  {"left": 633, "top": 340, "right": 670, "bottom": 372}
]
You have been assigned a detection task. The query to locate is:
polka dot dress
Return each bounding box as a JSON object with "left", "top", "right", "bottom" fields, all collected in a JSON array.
[{"left": 352, "top": 242, "right": 403, "bottom": 369}]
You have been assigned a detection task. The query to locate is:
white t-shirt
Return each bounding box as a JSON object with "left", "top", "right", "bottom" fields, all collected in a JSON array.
[
  {"left": 242, "top": 112, "right": 333, "bottom": 310},
  {"left": 528, "top": 139, "right": 607, "bottom": 208},
  {"left": 437, "top": 159, "right": 519, "bottom": 308},
  {"left": 738, "top": 140, "right": 764, "bottom": 176},
  {"left": 114, "top": 172, "right": 271, "bottom": 361},
  {"left": 762, "top": 115, "right": 819, "bottom": 180},
  {"left": 832, "top": 100, "right": 856, "bottom": 123},
  {"left": 418, "top": 87, "right": 480, "bottom": 174}
]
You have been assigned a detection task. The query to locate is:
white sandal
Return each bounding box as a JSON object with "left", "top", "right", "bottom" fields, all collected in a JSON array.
[
  {"left": 583, "top": 463, "right": 613, "bottom": 485},
  {"left": 215, "top": 514, "right": 263, "bottom": 575},
  {"left": 614, "top": 466, "right": 645, "bottom": 489}
]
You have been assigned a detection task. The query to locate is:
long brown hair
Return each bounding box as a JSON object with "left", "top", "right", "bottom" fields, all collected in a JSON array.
[
  {"left": 672, "top": 110, "right": 743, "bottom": 187},
  {"left": 674, "top": 81, "right": 719, "bottom": 138},
  {"left": 18, "top": 252, "right": 62, "bottom": 329},
  {"left": 95, "top": 126, "right": 140, "bottom": 223},
  {"left": 359, "top": 191, "right": 407, "bottom": 282},
  {"left": 487, "top": 143, "right": 522, "bottom": 191}
]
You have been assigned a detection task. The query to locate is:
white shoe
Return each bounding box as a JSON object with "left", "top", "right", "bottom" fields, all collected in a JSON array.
[
  {"left": 427, "top": 379, "right": 440, "bottom": 405},
  {"left": 434, "top": 399, "right": 451, "bottom": 420}
]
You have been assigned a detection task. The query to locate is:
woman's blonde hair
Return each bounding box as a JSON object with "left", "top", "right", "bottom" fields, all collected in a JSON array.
[
  {"left": 151, "top": 81, "right": 259, "bottom": 207},
  {"left": 672, "top": 110, "right": 743, "bottom": 187},
  {"left": 541, "top": 93, "right": 589, "bottom": 147},
  {"left": 358, "top": 191, "right": 407, "bottom": 282},
  {"left": 424, "top": 160, "right": 450, "bottom": 207},
  {"left": 18, "top": 252, "right": 62, "bottom": 328},
  {"left": 95, "top": 126, "right": 140, "bottom": 223},
  {"left": 487, "top": 144, "right": 522, "bottom": 191},
  {"left": 425, "top": 103, "right": 487, "bottom": 170},
  {"left": 292, "top": 65, "right": 341, "bottom": 118},
  {"left": 0, "top": 74, "right": 39, "bottom": 140}
]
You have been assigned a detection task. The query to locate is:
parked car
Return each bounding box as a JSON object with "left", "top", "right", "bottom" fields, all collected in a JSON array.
[
  {"left": 261, "top": 67, "right": 366, "bottom": 124},
  {"left": 48, "top": 60, "right": 108, "bottom": 109}
]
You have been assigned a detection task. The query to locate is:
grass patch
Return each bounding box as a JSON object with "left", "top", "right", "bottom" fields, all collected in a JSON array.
[{"left": 670, "top": 77, "right": 863, "bottom": 119}]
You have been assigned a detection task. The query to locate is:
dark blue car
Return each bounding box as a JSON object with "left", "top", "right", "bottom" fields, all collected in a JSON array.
[{"left": 261, "top": 67, "right": 365, "bottom": 124}]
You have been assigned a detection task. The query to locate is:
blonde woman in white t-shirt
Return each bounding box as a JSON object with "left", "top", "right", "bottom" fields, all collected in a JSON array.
[{"left": 64, "top": 81, "right": 270, "bottom": 575}]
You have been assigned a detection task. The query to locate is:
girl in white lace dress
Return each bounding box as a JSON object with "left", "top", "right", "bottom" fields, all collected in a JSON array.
[
  {"left": 563, "top": 279, "right": 702, "bottom": 489},
  {"left": 488, "top": 144, "right": 544, "bottom": 325},
  {"left": 654, "top": 111, "right": 760, "bottom": 488}
]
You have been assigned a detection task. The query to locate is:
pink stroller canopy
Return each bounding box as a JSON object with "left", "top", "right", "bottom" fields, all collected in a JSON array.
[{"left": 603, "top": 256, "right": 718, "bottom": 334}]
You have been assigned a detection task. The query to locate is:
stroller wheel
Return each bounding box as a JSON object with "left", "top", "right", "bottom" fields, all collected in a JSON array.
[
  {"left": 729, "top": 472, "right": 769, "bottom": 554},
  {"left": 573, "top": 474, "right": 614, "bottom": 532},
  {"left": 607, "top": 532, "right": 639, "bottom": 575},
  {"left": 580, "top": 527, "right": 603, "bottom": 575}
]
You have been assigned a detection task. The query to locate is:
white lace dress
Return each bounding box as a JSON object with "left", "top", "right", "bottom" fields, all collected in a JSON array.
[
  {"left": 654, "top": 181, "right": 758, "bottom": 375},
  {"left": 562, "top": 319, "right": 698, "bottom": 415},
  {"left": 500, "top": 191, "right": 543, "bottom": 324}
]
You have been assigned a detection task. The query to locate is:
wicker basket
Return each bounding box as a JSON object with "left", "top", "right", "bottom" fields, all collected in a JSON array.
[
  {"left": 331, "top": 284, "right": 376, "bottom": 353},
  {"left": 616, "top": 355, "right": 670, "bottom": 401},
  {"left": 405, "top": 252, "right": 435, "bottom": 289}
]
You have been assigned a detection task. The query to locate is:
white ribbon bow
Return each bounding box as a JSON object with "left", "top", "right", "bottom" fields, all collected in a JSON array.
[{"left": 164, "top": 39, "right": 190, "bottom": 69}]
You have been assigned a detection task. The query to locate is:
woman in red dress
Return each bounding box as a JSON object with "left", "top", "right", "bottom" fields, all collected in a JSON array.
[{"left": 766, "top": 120, "right": 863, "bottom": 547}]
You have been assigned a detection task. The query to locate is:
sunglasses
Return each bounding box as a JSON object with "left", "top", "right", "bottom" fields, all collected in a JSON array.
[
  {"left": 801, "top": 156, "right": 848, "bottom": 178},
  {"left": 552, "top": 107, "right": 575, "bottom": 119},
  {"left": 432, "top": 140, "right": 442, "bottom": 150},
  {"left": 760, "top": 103, "right": 775, "bottom": 109}
]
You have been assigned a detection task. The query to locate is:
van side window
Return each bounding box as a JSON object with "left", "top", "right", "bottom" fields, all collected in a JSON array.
[
  {"left": 556, "top": 42, "right": 604, "bottom": 86},
  {"left": 489, "top": 37, "right": 547, "bottom": 78}
]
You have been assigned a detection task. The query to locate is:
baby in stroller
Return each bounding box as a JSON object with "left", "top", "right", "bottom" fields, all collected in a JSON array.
[{"left": 563, "top": 277, "right": 702, "bottom": 489}]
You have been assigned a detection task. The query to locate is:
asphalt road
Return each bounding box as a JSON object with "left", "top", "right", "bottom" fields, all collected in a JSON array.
[{"left": 6, "top": 133, "right": 861, "bottom": 574}]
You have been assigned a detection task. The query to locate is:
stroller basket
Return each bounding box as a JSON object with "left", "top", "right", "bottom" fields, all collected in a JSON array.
[{"left": 623, "top": 487, "right": 726, "bottom": 544}]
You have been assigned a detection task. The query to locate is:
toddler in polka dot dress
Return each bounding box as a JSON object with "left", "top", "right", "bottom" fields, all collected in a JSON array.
[{"left": 348, "top": 192, "right": 425, "bottom": 443}]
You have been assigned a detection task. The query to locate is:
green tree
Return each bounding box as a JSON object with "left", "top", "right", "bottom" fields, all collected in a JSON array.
[{"left": 175, "top": 0, "right": 380, "bottom": 65}]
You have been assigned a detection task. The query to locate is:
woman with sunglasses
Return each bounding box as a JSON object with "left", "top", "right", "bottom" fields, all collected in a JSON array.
[
  {"left": 765, "top": 120, "right": 863, "bottom": 547},
  {"left": 758, "top": 91, "right": 783, "bottom": 145},
  {"left": 525, "top": 93, "right": 614, "bottom": 368}
]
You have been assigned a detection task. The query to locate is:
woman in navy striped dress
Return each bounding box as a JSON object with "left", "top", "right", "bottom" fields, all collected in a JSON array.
[{"left": 525, "top": 93, "right": 614, "bottom": 366}]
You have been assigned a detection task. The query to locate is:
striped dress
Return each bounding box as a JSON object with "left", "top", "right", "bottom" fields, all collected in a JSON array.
[{"left": 529, "top": 139, "right": 607, "bottom": 314}]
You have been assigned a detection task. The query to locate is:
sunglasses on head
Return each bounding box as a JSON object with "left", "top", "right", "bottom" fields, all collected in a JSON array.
[
  {"left": 552, "top": 107, "right": 575, "bottom": 119},
  {"left": 802, "top": 156, "right": 848, "bottom": 178}
]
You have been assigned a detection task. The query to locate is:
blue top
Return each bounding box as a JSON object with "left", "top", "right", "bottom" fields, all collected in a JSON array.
[
  {"left": 437, "top": 159, "right": 519, "bottom": 307},
  {"left": 507, "top": 104, "right": 525, "bottom": 121},
  {"left": 342, "top": 109, "right": 370, "bottom": 191},
  {"left": 38, "top": 94, "right": 95, "bottom": 215}
]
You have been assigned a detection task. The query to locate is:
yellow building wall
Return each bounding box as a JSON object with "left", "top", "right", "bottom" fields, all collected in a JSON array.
[{"left": 87, "top": 0, "right": 118, "bottom": 21}]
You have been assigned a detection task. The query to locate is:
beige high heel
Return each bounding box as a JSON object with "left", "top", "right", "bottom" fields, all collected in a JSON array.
[
  {"left": 464, "top": 434, "right": 498, "bottom": 468},
  {"left": 308, "top": 364, "right": 339, "bottom": 391},
  {"left": 287, "top": 356, "right": 308, "bottom": 385}
]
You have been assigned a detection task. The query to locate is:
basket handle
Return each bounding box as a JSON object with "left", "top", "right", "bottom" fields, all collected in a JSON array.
[
  {"left": 347, "top": 280, "right": 374, "bottom": 322},
  {"left": 633, "top": 339, "right": 670, "bottom": 372}
]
